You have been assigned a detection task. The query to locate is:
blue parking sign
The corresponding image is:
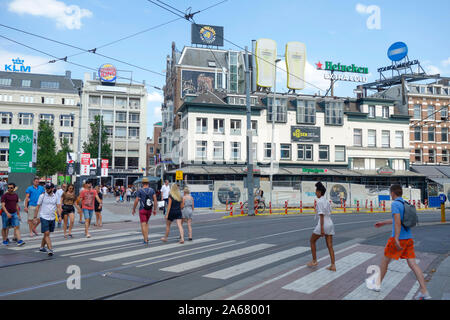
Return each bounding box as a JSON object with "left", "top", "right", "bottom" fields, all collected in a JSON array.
[{"left": 439, "top": 194, "right": 447, "bottom": 203}]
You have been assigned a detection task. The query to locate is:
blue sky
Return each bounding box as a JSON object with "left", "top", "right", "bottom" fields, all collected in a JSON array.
[{"left": 0, "top": 0, "right": 449, "bottom": 138}]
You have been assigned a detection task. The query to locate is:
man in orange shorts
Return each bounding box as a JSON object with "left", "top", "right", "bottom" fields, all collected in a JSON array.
[{"left": 367, "top": 184, "right": 431, "bottom": 300}]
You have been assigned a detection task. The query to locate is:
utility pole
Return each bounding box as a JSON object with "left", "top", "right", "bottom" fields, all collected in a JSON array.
[
  {"left": 97, "top": 109, "right": 102, "bottom": 187},
  {"left": 270, "top": 59, "right": 281, "bottom": 206},
  {"left": 76, "top": 87, "right": 83, "bottom": 194},
  {"left": 245, "top": 47, "right": 254, "bottom": 216}
]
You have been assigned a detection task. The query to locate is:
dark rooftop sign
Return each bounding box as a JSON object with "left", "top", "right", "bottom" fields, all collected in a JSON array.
[{"left": 191, "top": 24, "right": 224, "bottom": 47}]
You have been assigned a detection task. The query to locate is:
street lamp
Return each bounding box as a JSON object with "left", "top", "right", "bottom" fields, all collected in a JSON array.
[
  {"left": 269, "top": 59, "right": 281, "bottom": 206},
  {"left": 76, "top": 87, "right": 83, "bottom": 194}
]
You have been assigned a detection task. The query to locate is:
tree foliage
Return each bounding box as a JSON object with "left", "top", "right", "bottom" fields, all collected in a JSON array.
[
  {"left": 82, "top": 115, "right": 112, "bottom": 162},
  {"left": 36, "top": 120, "right": 57, "bottom": 177}
]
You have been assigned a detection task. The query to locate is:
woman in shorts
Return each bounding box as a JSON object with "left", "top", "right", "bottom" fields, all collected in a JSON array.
[
  {"left": 181, "top": 187, "right": 194, "bottom": 241},
  {"left": 160, "top": 184, "right": 185, "bottom": 244},
  {"left": 61, "top": 184, "right": 79, "bottom": 238},
  {"left": 94, "top": 185, "right": 103, "bottom": 227}
]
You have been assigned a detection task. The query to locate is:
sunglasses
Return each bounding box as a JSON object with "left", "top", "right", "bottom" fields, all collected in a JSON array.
[{"left": 8, "top": 187, "right": 14, "bottom": 189}]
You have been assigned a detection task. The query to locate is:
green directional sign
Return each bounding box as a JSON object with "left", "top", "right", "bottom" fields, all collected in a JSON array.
[{"left": 9, "top": 129, "right": 36, "bottom": 173}]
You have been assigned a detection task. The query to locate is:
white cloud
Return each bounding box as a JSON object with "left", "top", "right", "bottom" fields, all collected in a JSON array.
[
  {"left": 425, "top": 64, "right": 441, "bottom": 75},
  {"left": 8, "top": 0, "right": 93, "bottom": 30},
  {"left": 147, "top": 91, "right": 164, "bottom": 103},
  {"left": 442, "top": 57, "right": 450, "bottom": 68},
  {"left": 0, "top": 48, "right": 62, "bottom": 74},
  {"left": 355, "top": 3, "right": 367, "bottom": 14}
]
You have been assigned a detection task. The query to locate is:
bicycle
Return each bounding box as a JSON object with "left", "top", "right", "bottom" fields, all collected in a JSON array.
[{"left": 243, "top": 199, "right": 266, "bottom": 214}]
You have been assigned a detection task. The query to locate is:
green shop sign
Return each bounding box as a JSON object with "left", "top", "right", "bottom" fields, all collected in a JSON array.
[
  {"left": 302, "top": 168, "right": 329, "bottom": 174},
  {"left": 316, "top": 61, "right": 368, "bottom": 74}
]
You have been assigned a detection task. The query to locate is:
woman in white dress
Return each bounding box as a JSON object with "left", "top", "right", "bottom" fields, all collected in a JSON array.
[{"left": 307, "top": 182, "right": 336, "bottom": 271}]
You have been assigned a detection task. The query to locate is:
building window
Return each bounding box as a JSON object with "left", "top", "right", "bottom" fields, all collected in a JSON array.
[
  {"left": 102, "top": 111, "right": 113, "bottom": 123},
  {"left": 89, "top": 96, "right": 100, "bottom": 105},
  {"left": 44, "top": 97, "right": 55, "bottom": 104},
  {"left": 0, "top": 95, "right": 12, "bottom": 102},
  {"left": 268, "top": 98, "right": 288, "bottom": 123},
  {"left": 213, "top": 142, "right": 224, "bottom": 160},
  {"left": 413, "top": 105, "right": 421, "bottom": 119},
  {"left": 59, "top": 133, "right": 73, "bottom": 145},
  {"left": 368, "top": 130, "right": 376, "bottom": 147},
  {"left": 129, "top": 98, "right": 140, "bottom": 109},
  {"left": 395, "top": 131, "right": 404, "bottom": 148},
  {"left": 196, "top": 141, "right": 207, "bottom": 160},
  {"left": 442, "top": 128, "right": 448, "bottom": 142},
  {"left": 353, "top": 158, "right": 365, "bottom": 170},
  {"left": 115, "top": 97, "right": 127, "bottom": 108},
  {"left": 297, "top": 100, "right": 316, "bottom": 124},
  {"left": 428, "top": 127, "right": 435, "bottom": 142},
  {"left": 196, "top": 118, "right": 208, "bottom": 134},
  {"left": 251, "top": 120, "right": 258, "bottom": 136},
  {"left": 429, "top": 149, "right": 435, "bottom": 163},
  {"left": 382, "top": 106, "right": 389, "bottom": 118},
  {"left": 0, "top": 137, "right": 8, "bottom": 143},
  {"left": 60, "top": 115, "right": 74, "bottom": 127},
  {"left": 335, "top": 146, "right": 345, "bottom": 162},
  {"left": 325, "top": 101, "right": 344, "bottom": 125},
  {"left": 102, "top": 96, "right": 114, "bottom": 107},
  {"left": 129, "top": 113, "right": 140, "bottom": 124},
  {"left": 1, "top": 113, "right": 12, "bottom": 125},
  {"left": 105, "top": 126, "right": 113, "bottom": 138},
  {"left": 368, "top": 105, "right": 375, "bottom": 118},
  {"left": 19, "top": 113, "right": 33, "bottom": 125},
  {"left": 21, "top": 80, "right": 31, "bottom": 87},
  {"left": 114, "top": 157, "right": 126, "bottom": 168},
  {"left": 252, "top": 143, "right": 257, "bottom": 161},
  {"left": 382, "top": 130, "right": 390, "bottom": 148},
  {"left": 231, "top": 142, "right": 240, "bottom": 160},
  {"left": 441, "top": 107, "right": 449, "bottom": 120},
  {"left": 230, "top": 119, "right": 241, "bottom": 135},
  {"left": 40, "top": 81, "right": 59, "bottom": 89},
  {"left": 442, "top": 150, "right": 449, "bottom": 164},
  {"left": 427, "top": 105, "right": 435, "bottom": 120},
  {"left": 375, "top": 159, "right": 389, "bottom": 169},
  {"left": 116, "top": 111, "right": 127, "bottom": 123},
  {"left": 353, "top": 129, "right": 362, "bottom": 147},
  {"left": 414, "top": 149, "right": 422, "bottom": 163},
  {"left": 414, "top": 127, "right": 422, "bottom": 141},
  {"left": 128, "top": 157, "right": 139, "bottom": 169},
  {"left": 280, "top": 144, "right": 291, "bottom": 160},
  {"left": 297, "top": 144, "right": 313, "bottom": 161},
  {"left": 0, "top": 78, "right": 12, "bottom": 86},
  {"left": 0, "top": 149, "right": 8, "bottom": 162},
  {"left": 115, "top": 127, "right": 126, "bottom": 138},
  {"left": 213, "top": 119, "right": 224, "bottom": 134},
  {"left": 264, "top": 143, "right": 272, "bottom": 159},
  {"left": 319, "top": 145, "right": 329, "bottom": 161},
  {"left": 39, "top": 114, "right": 54, "bottom": 125},
  {"left": 128, "top": 127, "right": 139, "bottom": 139}
]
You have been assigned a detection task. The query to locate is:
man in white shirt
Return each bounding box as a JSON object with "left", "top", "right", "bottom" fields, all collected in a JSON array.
[
  {"left": 102, "top": 186, "right": 108, "bottom": 196},
  {"left": 160, "top": 180, "right": 170, "bottom": 215},
  {"left": 34, "top": 183, "right": 61, "bottom": 256}
]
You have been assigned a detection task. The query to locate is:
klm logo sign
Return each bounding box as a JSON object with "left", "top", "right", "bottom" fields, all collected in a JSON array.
[{"left": 5, "top": 58, "right": 31, "bottom": 73}]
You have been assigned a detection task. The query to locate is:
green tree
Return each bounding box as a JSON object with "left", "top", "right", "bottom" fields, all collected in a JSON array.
[
  {"left": 55, "top": 138, "right": 72, "bottom": 174},
  {"left": 82, "top": 115, "right": 112, "bottom": 162},
  {"left": 36, "top": 120, "right": 57, "bottom": 178}
]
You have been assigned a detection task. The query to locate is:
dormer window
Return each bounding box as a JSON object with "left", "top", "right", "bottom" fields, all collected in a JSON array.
[{"left": 368, "top": 105, "right": 375, "bottom": 118}]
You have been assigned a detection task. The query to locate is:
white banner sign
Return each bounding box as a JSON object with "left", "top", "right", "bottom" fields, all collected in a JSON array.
[
  {"left": 324, "top": 73, "right": 368, "bottom": 83},
  {"left": 80, "top": 153, "right": 90, "bottom": 176},
  {"left": 285, "top": 41, "right": 306, "bottom": 90},
  {"left": 101, "top": 159, "right": 109, "bottom": 177},
  {"left": 255, "top": 38, "right": 277, "bottom": 88}
]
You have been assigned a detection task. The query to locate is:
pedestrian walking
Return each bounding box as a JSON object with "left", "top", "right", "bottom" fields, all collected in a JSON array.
[
  {"left": 160, "top": 184, "right": 185, "bottom": 244},
  {"left": 115, "top": 187, "right": 120, "bottom": 202},
  {"left": 161, "top": 180, "right": 170, "bottom": 215},
  {"left": 34, "top": 183, "right": 60, "bottom": 256},
  {"left": 307, "top": 181, "right": 336, "bottom": 271},
  {"left": 94, "top": 185, "right": 103, "bottom": 227},
  {"left": 24, "top": 177, "right": 45, "bottom": 237},
  {"left": 0, "top": 178, "right": 7, "bottom": 197},
  {"left": 77, "top": 181, "right": 102, "bottom": 238},
  {"left": 181, "top": 187, "right": 194, "bottom": 241},
  {"left": 132, "top": 178, "right": 157, "bottom": 245},
  {"left": 55, "top": 184, "right": 66, "bottom": 228},
  {"left": 1, "top": 183, "right": 25, "bottom": 246},
  {"left": 367, "top": 184, "right": 431, "bottom": 299},
  {"left": 126, "top": 186, "right": 132, "bottom": 202},
  {"left": 61, "top": 184, "right": 79, "bottom": 238}
]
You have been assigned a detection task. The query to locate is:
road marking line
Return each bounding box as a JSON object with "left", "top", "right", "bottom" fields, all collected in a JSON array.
[
  {"left": 91, "top": 238, "right": 216, "bottom": 262},
  {"left": 160, "top": 244, "right": 275, "bottom": 273},
  {"left": 283, "top": 252, "right": 376, "bottom": 294},
  {"left": 204, "top": 246, "right": 310, "bottom": 280},
  {"left": 16, "top": 228, "right": 110, "bottom": 242},
  {"left": 225, "top": 243, "right": 360, "bottom": 300}
]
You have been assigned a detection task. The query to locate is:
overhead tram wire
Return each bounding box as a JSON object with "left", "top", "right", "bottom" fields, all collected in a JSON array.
[
  {"left": 0, "top": 34, "right": 162, "bottom": 91},
  {"left": 0, "top": 23, "right": 165, "bottom": 77},
  {"left": 146, "top": 0, "right": 327, "bottom": 94}
]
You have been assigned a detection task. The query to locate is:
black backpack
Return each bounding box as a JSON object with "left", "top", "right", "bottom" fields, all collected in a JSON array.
[{"left": 143, "top": 188, "right": 154, "bottom": 210}]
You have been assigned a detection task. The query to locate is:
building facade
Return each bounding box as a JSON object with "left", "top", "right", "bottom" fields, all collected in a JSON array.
[
  {"left": 0, "top": 70, "right": 82, "bottom": 178},
  {"left": 80, "top": 72, "right": 147, "bottom": 187},
  {"left": 146, "top": 121, "right": 162, "bottom": 175}
]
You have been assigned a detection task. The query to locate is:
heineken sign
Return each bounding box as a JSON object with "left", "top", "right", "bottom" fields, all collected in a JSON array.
[
  {"left": 316, "top": 61, "right": 369, "bottom": 74},
  {"left": 302, "top": 168, "right": 328, "bottom": 174}
]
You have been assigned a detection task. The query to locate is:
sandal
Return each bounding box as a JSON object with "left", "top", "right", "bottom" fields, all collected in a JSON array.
[
  {"left": 68, "top": 234, "right": 73, "bottom": 238},
  {"left": 179, "top": 240, "right": 185, "bottom": 244},
  {"left": 307, "top": 261, "right": 318, "bottom": 268},
  {"left": 160, "top": 237, "right": 168, "bottom": 242}
]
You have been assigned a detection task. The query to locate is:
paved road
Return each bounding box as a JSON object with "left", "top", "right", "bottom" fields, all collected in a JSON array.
[{"left": 0, "top": 208, "right": 449, "bottom": 300}]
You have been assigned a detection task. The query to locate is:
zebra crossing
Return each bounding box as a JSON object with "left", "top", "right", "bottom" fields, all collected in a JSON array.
[{"left": 2, "top": 228, "right": 431, "bottom": 300}]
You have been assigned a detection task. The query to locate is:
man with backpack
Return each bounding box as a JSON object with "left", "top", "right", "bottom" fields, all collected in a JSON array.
[
  {"left": 366, "top": 184, "right": 431, "bottom": 300},
  {"left": 132, "top": 178, "right": 157, "bottom": 245}
]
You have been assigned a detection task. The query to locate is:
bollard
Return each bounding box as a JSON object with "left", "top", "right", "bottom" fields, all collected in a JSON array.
[
  {"left": 365, "top": 199, "right": 368, "bottom": 209},
  {"left": 413, "top": 200, "right": 416, "bottom": 208},
  {"left": 425, "top": 199, "right": 428, "bottom": 209},
  {"left": 269, "top": 201, "right": 272, "bottom": 215},
  {"left": 418, "top": 201, "right": 421, "bottom": 209},
  {"left": 226, "top": 200, "right": 229, "bottom": 211},
  {"left": 230, "top": 203, "right": 233, "bottom": 216},
  {"left": 300, "top": 201, "right": 303, "bottom": 214},
  {"left": 285, "top": 201, "right": 288, "bottom": 215},
  {"left": 254, "top": 199, "right": 258, "bottom": 215},
  {"left": 357, "top": 200, "right": 360, "bottom": 213},
  {"left": 370, "top": 200, "right": 373, "bottom": 213},
  {"left": 340, "top": 198, "right": 343, "bottom": 209},
  {"left": 343, "top": 200, "right": 346, "bottom": 213},
  {"left": 240, "top": 202, "right": 243, "bottom": 215},
  {"left": 383, "top": 201, "right": 386, "bottom": 212},
  {"left": 441, "top": 203, "right": 446, "bottom": 223}
]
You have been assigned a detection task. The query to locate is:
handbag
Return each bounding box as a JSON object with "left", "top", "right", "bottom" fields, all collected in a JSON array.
[{"left": 158, "top": 200, "right": 165, "bottom": 209}]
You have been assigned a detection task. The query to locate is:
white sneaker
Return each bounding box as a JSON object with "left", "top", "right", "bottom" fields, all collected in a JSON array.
[
  {"left": 415, "top": 291, "right": 432, "bottom": 300},
  {"left": 365, "top": 277, "right": 381, "bottom": 292}
]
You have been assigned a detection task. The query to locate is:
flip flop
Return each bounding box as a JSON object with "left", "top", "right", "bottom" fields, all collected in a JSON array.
[
  {"left": 179, "top": 240, "right": 185, "bottom": 244},
  {"left": 160, "top": 237, "right": 168, "bottom": 242},
  {"left": 307, "top": 261, "right": 318, "bottom": 268}
]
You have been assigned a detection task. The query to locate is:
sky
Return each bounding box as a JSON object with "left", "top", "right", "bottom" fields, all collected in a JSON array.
[{"left": 0, "top": 0, "right": 449, "bottom": 139}]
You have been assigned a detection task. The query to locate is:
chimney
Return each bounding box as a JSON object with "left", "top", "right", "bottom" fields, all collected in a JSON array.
[{"left": 65, "top": 70, "right": 71, "bottom": 79}]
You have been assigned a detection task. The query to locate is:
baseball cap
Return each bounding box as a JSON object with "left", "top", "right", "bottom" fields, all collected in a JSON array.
[{"left": 45, "top": 183, "right": 55, "bottom": 189}]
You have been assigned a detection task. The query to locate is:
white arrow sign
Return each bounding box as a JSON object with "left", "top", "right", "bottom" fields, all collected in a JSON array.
[{"left": 17, "top": 148, "right": 25, "bottom": 157}]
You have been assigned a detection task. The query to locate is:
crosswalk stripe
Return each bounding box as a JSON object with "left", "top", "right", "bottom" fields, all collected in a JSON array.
[
  {"left": 160, "top": 244, "right": 275, "bottom": 273},
  {"left": 9, "top": 231, "right": 139, "bottom": 250},
  {"left": 51, "top": 233, "right": 162, "bottom": 253},
  {"left": 130, "top": 241, "right": 242, "bottom": 267},
  {"left": 343, "top": 259, "right": 420, "bottom": 300},
  {"left": 91, "top": 238, "right": 216, "bottom": 262},
  {"left": 18, "top": 228, "right": 110, "bottom": 242},
  {"left": 404, "top": 281, "right": 420, "bottom": 300},
  {"left": 204, "top": 246, "right": 310, "bottom": 280},
  {"left": 282, "top": 252, "right": 376, "bottom": 294}
]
